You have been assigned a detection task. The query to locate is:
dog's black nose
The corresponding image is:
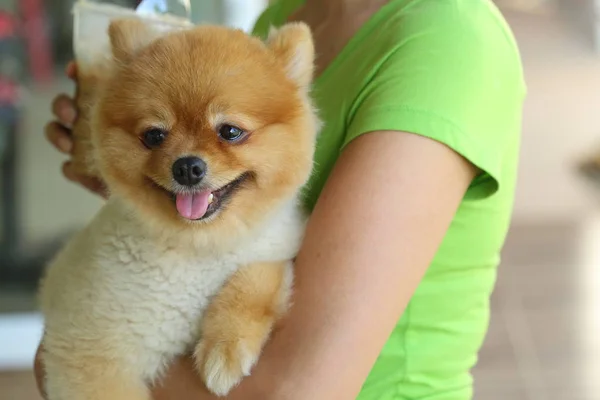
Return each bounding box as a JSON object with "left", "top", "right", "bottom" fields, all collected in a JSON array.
[{"left": 172, "top": 157, "right": 207, "bottom": 186}]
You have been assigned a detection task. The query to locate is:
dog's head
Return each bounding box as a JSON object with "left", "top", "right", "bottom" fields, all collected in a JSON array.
[{"left": 92, "top": 19, "right": 318, "bottom": 241}]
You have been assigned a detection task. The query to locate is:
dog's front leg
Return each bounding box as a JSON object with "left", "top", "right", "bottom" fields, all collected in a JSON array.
[{"left": 194, "top": 260, "right": 293, "bottom": 396}]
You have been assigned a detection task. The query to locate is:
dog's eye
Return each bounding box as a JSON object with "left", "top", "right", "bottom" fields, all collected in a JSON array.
[
  {"left": 218, "top": 125, "right": 246, "bottom": 142},
  {"left": 142, "top": 128, "right": 167, "bottom": 149}
]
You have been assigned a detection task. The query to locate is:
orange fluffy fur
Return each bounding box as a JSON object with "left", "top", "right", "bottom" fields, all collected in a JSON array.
[{"left": 96, "top": 19, "right": 317, "bottom": 244}]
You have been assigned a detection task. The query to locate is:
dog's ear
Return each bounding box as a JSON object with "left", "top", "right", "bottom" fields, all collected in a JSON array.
[
  {"left": 266, "top": 22, "right": 315, "bottom": 89},
  {"left": 109, "top": 18, "right": 158, "bottom": 62}
]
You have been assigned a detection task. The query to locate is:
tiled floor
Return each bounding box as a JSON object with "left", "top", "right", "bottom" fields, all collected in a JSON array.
[
  {"left": 472, "top": 218, "right": 600, "bottom": 400},
  {"left": 1, "top": 217, "right": 599, "bottom": 399},
  {"left": 0, "top": 370, "right": 40, "bottom": 400}
]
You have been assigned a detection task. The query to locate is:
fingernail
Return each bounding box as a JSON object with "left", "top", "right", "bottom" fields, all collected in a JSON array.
[
  {"left": 63, "top": 107, "right": 77, "bottom": 124},
  {"left": 66, "top": 62, "right": 77, "bottom": 78},
  {"left": 59, "top": 137, "right": 73, "bottom": 153}
]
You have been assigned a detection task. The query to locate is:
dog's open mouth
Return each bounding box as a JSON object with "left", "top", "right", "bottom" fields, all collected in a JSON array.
[
  {"left": 149, "top": 173, "right": 250, "bottom": 221},
  {"left": 175, "top": 173, "right": 250, "bottom": 221}
]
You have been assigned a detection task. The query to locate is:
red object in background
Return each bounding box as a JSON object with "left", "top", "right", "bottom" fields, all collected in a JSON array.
[
  {"left": 0, "top": 78, "right": 18, "bottom": 105},
  {"left": 0, "top": 11, "right": 17, "bottom": 37},
  {"left": 18, "top": 0, "right": 53, "bottom": 84},
  {"left": 0, "top": 11, "right": 19, "bottom": 105}
]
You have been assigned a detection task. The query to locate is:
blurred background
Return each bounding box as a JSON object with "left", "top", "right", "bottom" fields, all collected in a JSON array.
[{"left": 1, "top": 0, "right": 599, "bottom": 399}]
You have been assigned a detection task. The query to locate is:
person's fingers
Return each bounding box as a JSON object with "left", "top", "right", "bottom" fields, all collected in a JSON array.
[
  {"left": 33, "top": 345, "right": 47, "bottom": 399},
  {"left": 62, "top": 162, "right": 109, "bottom": 199},
  {"left": 66, "top": 61, "right": 77, "bottom": 80},
  {"left": 45, "top": 121, "right": 73, "bottom": 154},
  {"left": 51, "top": 94, "right": 77, "bottom": 127}
]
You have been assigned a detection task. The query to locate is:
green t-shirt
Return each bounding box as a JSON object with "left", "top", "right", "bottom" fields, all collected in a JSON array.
[{"left": 253, "top": 1, "right": 526, "bottom": 399}]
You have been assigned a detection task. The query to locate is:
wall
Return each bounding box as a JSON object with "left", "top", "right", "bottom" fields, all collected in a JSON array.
[
  {"left": 504, "top": 9, "right": 600, "bottom": 222},
  {"left": 191, "top": 0, "right": 267, "bottom": 31}
]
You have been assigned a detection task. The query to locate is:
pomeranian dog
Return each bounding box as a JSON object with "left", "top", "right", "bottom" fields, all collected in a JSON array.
[{"left": 39, "top": 18, "right": 319, "bottom": 400}]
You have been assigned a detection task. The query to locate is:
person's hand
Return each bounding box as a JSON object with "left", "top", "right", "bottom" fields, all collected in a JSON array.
[{"left": 44, "top": 62, "right": 108, "bottom": 198}]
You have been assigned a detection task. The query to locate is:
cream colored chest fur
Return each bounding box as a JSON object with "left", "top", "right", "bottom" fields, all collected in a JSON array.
[{"left": 40, "top": 198, "right": 305, "bottom": 381}]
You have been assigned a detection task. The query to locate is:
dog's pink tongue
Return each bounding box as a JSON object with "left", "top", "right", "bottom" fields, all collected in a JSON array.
[{"left": 175, "top": 191, "right": 211, "bottom": 220}]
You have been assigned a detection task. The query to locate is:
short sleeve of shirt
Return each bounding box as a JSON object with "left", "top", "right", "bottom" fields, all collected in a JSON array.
[{"left": 344, "top": 2, "right": 526, "bottom": 199}]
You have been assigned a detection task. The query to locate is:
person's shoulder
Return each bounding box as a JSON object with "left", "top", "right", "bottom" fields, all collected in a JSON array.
[
  {"left": 382, "top": 0, "right": 521, "bottom": 58},
  {"left": 344, "top": 1, "right": 526, "bottom": 199},
  {"left": 369, "top": 0, "right": 525, "bottom": 91}
]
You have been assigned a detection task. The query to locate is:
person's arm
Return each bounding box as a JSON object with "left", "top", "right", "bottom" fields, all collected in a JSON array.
[{"left": 149, "top": 128, "right": 476, "bottom": 400}]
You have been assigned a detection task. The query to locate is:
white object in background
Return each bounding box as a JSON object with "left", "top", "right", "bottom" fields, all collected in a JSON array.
[
  {"left": 135, "top": 0, "right": 191, "bottom": 19},
  {"left": 577, "top": 213, "right": 600, "bottom": 396},
  {"left": 72, "top": 0, "right": 193, "bottom": 68},
  {"left": 0, "top": 313, "right": 44, "bottom": 370},
  {"left": 220, "top": 0, "right": 268, "bottom": 32}
]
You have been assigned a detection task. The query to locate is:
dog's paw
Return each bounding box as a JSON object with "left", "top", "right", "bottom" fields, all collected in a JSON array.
[{"left": 194, "top": 337, "right": 260, "bottom": 397}]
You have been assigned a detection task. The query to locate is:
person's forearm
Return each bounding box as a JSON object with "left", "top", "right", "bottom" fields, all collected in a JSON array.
[{"left": 227, "top": 132, "right": 476, "bottom": 400}]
